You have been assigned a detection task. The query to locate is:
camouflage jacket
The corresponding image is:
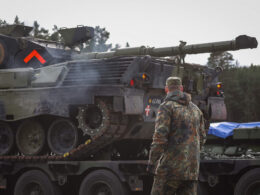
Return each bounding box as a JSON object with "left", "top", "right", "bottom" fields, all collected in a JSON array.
[{"left": 148, "top": 90, "right": 206, "bottom": 180}]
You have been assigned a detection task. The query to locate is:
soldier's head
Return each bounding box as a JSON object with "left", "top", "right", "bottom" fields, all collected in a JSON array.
[{"left": 165, "top": 77, "right": 183, "bottom": 93}]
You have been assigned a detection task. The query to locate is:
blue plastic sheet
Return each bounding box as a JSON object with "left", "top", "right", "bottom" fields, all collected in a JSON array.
[{"left": 208, "top": 122, "right": 260, "bottom": 138}]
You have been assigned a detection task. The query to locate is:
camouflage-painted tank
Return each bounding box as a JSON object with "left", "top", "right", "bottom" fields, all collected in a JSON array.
[
  {"left": 0, "top": 26, "right": 257, "bottom": 159},
  {"left": 0, "top": 24, "right": 94, "bottom": 69}
]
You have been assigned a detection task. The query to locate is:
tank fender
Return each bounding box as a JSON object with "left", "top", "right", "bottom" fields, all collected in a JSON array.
[
  {"left": 208, "top": 97, "right": 227, "bottom": 121},
  {"left": 124, "top": 95, "right": 144, "bottom": 114}
]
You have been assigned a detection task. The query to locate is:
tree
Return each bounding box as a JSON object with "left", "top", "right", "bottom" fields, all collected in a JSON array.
[
  {"left": 207, "top": 51, "right": 235, "bottom": 70},
  {"left": 32, "top": 21, "right": 50, "bottom": 39},
  {"left": 14, "top": 15, "right": 24, "bottom": 25},
  {"left": 49, "top": 25, "right": 60, "bottom": 42},
  {"left": 0, "top": 18, "right": 7, "bottom": 26},
  {"left": 83, "top": 26, "right": 112, "bottom": 52},
  {"left": 111, "top": 44, "right": 121, "bottom": 51},
  {"left": 220, "top": 65, "right": 260, "bottom": 122}
]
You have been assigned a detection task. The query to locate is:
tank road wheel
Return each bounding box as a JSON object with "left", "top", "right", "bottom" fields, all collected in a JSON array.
[
  {"left": 234, "top": 168, "right": 260, "bottom": 195},
  {"left": 14, "top": 170, "right": 61, "bottom": 195},
  {"left": 79, "top": 170, "right": 128, "bottom": 195},
  {"left": 47, "top": 119, "right": 78, "bottom": 155},
  {"left": 0, "top": 123, "right": 14, "bottom": 155},
  {"left": 77, "top": 99, "right": 110, "bottom": 138},
  {"left": 16, "top": 120, "right": 45, "bottom": 155}
]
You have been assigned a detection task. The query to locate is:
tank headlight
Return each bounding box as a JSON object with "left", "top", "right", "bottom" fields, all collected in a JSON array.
[{"left": 141, "top": 73, "right": 150, "bottom": 81}]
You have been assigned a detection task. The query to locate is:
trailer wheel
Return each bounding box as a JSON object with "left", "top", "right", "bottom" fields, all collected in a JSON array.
[
  {"left": 234, "top": 168, "right": 260, "bottom": 195},
  {"left": 79, "top": 170, "right": 128, "bottom": 195},
  {"left": 14, "top": 170, "right": 60, "bottom": 195}
]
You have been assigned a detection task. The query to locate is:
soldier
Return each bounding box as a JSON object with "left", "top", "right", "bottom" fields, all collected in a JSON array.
[{"left": 147, "top": 77, "right": 206, "bottom": 195}]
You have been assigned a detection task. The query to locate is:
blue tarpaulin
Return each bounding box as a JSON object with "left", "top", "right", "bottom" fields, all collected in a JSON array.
[{"left": 208, "top": 122, "right": 260, "bottom": 138}]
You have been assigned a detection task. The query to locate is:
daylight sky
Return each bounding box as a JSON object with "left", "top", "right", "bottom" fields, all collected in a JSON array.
[{"left": 0, "top": 0, "right": 259, "bottom": 66}]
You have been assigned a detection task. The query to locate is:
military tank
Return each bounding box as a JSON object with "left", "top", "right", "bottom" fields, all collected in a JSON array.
[{"left": 0, "top": 29, "right": 257, "bottom": 161}]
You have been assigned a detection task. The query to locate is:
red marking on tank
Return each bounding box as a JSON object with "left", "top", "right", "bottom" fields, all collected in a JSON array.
[
  {"left": 24, "top": 50, "right": 46, "bottom": 64},
  {"left": 130, "top": 79, "right": 134, "bottom": 86},
  {"left": 145, "top": 105, "right": 151, "bottom": 116}
]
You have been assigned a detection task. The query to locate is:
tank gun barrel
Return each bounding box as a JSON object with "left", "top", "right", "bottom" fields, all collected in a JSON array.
[{"left": 75, "top": 35, "right": 257, "bottom": 59}]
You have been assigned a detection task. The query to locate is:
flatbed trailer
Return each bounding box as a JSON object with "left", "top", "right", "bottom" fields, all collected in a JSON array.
[
  {"left": 199, "top": 158, "right": 260, "bottom": 195},
  {"left": 0, "top": 160, "right": 153, "bottom": 195},
  {"left": 1, "top": 158, "right": 260, "bottom": 195}
]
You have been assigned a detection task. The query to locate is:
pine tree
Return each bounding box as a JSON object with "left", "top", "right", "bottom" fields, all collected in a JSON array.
[
  {"left": 83, "top": 26, "right": 112, "bottom": 52},
  {"left": 13, "top": 15, "right": 24, "bottom": 25},
  {"left": 207, "top": 51, "right": 235, "bottom": 70},
  {"left": 49, "top": 25, "right": 60, "bottom": 42},
  {"left": 32, "top": 21, "right": 40, "bottom": 37},
  {"left": 219, "top": 66, "right": 260, "bottom": 122},
  {"left": 32, "top": 21, "right": 49, "bottom": 39},
  {"left": 0, "top": 18, "right": 7, "bottom": 26}
]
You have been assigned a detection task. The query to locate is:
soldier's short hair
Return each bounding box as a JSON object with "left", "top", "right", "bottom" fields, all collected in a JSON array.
[
  {"left": 166, "top": 77, "right": 182, "bottom": 87},
  {"left": 166, "top": 77, "right": 182, "bottom": 91}
]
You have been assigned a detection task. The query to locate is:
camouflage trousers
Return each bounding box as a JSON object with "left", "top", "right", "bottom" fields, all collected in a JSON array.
[{"left": 151, "top": 176, "right": 197, "bottom": 195}]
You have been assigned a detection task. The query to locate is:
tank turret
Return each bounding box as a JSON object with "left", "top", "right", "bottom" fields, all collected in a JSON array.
[
  {"left": 74, "top": 35, "right": 258, "bottom": 59},
  {"left": 0, "top": 25, "right": 94, "bottom": 69}
]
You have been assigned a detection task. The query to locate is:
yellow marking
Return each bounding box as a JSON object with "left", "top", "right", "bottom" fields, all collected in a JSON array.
[
  {"left": 63, "top": 152, "right": 69, "bottom": 157},
  {"left": 85, "top": 139, "right": 92, "bottom": 145}
]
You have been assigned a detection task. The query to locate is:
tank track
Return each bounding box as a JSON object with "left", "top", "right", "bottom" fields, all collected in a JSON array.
[{"left": 0, "top": 100, "right": 128, "bottom": 162}]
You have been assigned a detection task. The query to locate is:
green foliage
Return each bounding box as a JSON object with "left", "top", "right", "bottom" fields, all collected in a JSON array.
[
  {"left": 220, "top": 65, "right": 260, "bottom": 122},
  {"left": 32, "top": 21, "right": 50, "bottom": 39},
  {"left": 14, "top": 15, "right": 24, "bottom": 25},
  {"left": 93, "top": 26, "right": 112, "bottom": 52},
  {"left": 49, "top": 25, "right": 60, "bottom": 42},
  {"left": 81, "top": 26, "right": 128, "bottom": 52},
  {"left": 0, "top": 19, "right": 7, "bottom": 26},
  {"left": 83, "top": 26, "right": 112, "bottom": 52},
  {"left": 207, "top": 51, "right": 236, "bottom": 70}
]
